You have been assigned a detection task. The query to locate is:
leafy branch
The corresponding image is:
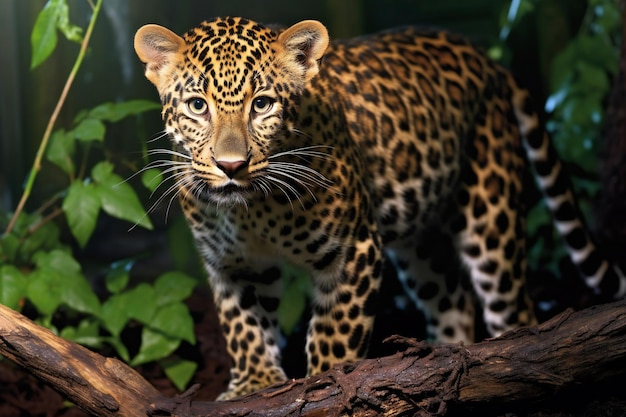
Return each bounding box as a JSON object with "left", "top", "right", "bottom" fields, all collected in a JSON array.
[
  {"left": 5, "top": 0, "right": 102, "bottom": 236},
  {"left": 0, "top": 0, "right": 199, "bottom": 391}
]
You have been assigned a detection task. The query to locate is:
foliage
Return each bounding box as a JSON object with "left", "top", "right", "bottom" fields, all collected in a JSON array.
[
  {"left": 30, "top": 0, "right": 83, "bottom": 69},
  {"left": 544, "top": 0, "right": 620, "bottom": 172},
  {"left": 1, "top": 0, "right": 197, "bottom": 391},
  {"left": 278, "top": 265, "right": 312, "bottom": 335},
  {"left": 498, "top": 0, "right": 620, "bottom": 278}
]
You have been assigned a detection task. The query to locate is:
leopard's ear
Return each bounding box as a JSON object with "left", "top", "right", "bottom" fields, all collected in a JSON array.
[
  {"left": 134, "top": 24, "right": 186, "bottom": 88},
  {"left": 277, "top": 20, "right": 329, "bottom": 82}
]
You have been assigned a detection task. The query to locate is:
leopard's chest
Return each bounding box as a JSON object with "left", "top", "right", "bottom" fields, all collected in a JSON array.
[{"left": 192, "top": 194, "right": 346, "bottom": 264}]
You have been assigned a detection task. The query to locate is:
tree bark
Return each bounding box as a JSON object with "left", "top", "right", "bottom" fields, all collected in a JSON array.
[
  {"left": 0, "top": 304, "right": 161, "bottom": 417},
  {"left": 1, "top": 300, "right": 626, "bottom": 417}
]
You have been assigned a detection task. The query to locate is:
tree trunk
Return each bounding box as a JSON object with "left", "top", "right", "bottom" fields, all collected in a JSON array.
[
  {"left": 0, "top": 304, "right": 161, "bottom": 417},
  {"left": 1, "top": 299, "right": 626, "bottom": 416}
]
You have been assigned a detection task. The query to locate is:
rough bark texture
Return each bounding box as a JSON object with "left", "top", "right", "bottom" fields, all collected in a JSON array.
[
  {"left": 0, "top": 304, "right": 161, "bottom": 417},
  {"left": 1, "top": 299, "right": 626, "bottom": 416}
]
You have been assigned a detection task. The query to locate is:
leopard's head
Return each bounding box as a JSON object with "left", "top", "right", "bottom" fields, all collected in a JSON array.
[{"left": 134, "top": 17, "right": 329, "bottom": 205}]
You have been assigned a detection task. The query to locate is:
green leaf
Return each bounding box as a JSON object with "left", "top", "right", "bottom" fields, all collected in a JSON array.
[
  {"left": 60, "top": 318, "right": 101, "bottom": 347},
  {"left": 154, "top": 272, "right": 197, "bottom": 307},
  {"left": 47, "top": 129, "right": 75, "bottom": 175},
  {"left": 277, "top": 264, "right": 313, "bottom": 334},
  {"left": 73, "top": 118, "right": 106, "bottom": 142},
  {"left": 167, "top": 216, "right": 199, "bottom": 271},
  {"left": 549, "top": 44, "right": 577, "bottom": 92},
  {"left": 161, "top": 358, "right": 197, "bottom": 392},
  {"left": 104, "top": 336, "right": 130, "bottom": 362},
  {"left": 55, "top": 0, "right": 83, "bottom": 43},
  {"left": 30, "top": 250, "right": 100, "bottom": 316},
  {"left": 0, "top": 265, "right": 28, "bottom": 310},
  {"left": 278, "top": 268, "right": 311, "bottom": 335},
  {"left": 19, "top": 220, "right": 62, "bottom": 260},
  {"left": 73, "top": 108, "right": 90, "bottom": 124},
  {"left": 27, "top": 268, "right": 63, "bottom": 316},
  {"left": 131, "top": 327, "right": 181, "bottom": 366},
  {"left": 63, "top": 181, "right": 101, "bottom": 247},
  {"left": 100, "top": 294, "right": 129, "bottom": 338},
  {"left": 92, "top": 162, "right": 153, "bottom": 230},
  {"left": 30, "top": 0, "right": 82, "bottom": 69},
  {"left": 560, "top": 96, "right": 603, "bottom": 126},
  {"left": 62, "top": 275, "right": 102, "bottom": 316},
  {"left": 278, "top": 279, "right": 307, "bottom": 335},
  {"left": 31, "top": 0, "right": 61, "bottom": 69},
  {"left": 88, "top": 100, "right": 161, "bottom": 123},
  {"left": 593, "top": 1, "right": 622, "bottom": 35},
  {"left": 576, "top": 61, "right": 610, "bottom": 92},
  {"left": 150, "top": 303, "right": 195, "bottom": 344},
  {"left": 122, "top": 283, "right": 157, "bottom": 324},
  {"left": 105, "top": 260, "right": 133, "bottom": 294},
  {"left": 0, "top": 233, "right": 20, "bottom": 264},
  {"left": 576, "top": 34, "right": 618, "bottom": 74},
  {"left": 91, "top": 160, "right": 114, "bottom": 182},
  {"left": 141, "top": 168, "right": 164, "bottom": 193}
]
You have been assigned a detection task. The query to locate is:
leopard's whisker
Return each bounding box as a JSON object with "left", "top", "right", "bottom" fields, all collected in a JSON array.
[
  {"left": 268, "top": 162, "right": 333, "bottom": 188},
  {"left": 254, "top": 177, "right": 273, "bottom": 198},
  {"left": 269, "top": 145, "right": 334, "bottom": 161},
  {"left": 265, "top": 167, "right": 319, "bottom": 202},
  {"left": 127, "top": 166, "right": 192, "bottom": 231},
  {"left": 288, "top": 127, "right": 313, "bottom": 140},
  {"left": 147, "top": 130, "right": 170, "bottom": 143},
  {"left": 265, "top": 174, "right": 307, "bottom": 211},
  {"left": 145, "top": 169, "right": 191, "bottom": 215},
  {"left": 148, "top": 148, "right": 192, "bottom": 160}
]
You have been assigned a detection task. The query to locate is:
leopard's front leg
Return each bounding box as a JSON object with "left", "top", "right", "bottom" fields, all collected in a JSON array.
[
  {"left": 210, "top": 264, "right": 287, "bottom": 400},
  {"left": 184, "top": 202, "right": 288, "bottom": 400},
  {"left": 305, "top": 219, "right": 384, "bottom": 376}
]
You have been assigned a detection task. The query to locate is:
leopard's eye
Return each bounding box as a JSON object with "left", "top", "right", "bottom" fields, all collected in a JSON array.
[
  {"left": 187, "top": 98, "right": 208, "bottom": 116},
  {"left": 251, "top": 96, "right": 275, "bottom": 114}
]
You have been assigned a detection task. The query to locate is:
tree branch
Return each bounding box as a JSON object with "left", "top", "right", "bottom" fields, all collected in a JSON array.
[
  {"left": 1, "top": 300, "right": 625, "bottom": 416},
  {"left": 0, "top": 304, "right": 161, "bottom": 417}
]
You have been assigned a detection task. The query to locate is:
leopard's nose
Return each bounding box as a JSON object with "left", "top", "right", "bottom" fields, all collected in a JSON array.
[{"left": 216, "top": 159, "right": 248, "bottom": 178}]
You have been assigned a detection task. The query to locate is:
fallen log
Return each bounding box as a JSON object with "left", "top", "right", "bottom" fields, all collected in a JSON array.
[
  {"left": 0, "top": 303, "right": 161, "bottom": 416},
  {"left": 1, "top": 300, "right": 625, "bottom": 416}
]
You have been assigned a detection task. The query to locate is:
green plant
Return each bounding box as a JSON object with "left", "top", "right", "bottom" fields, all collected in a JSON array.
[
  {"left": 496, "top": 0, "right": 621, "bottom": 278},
  {"left": 277, "top": 264, "right": 312, "bottom": 335},
  {"left": 544, "top": 0, "right": 620, "bottom": 172},
  {"left": 0, "top": 0, "right": 198, "bottom": 391}
]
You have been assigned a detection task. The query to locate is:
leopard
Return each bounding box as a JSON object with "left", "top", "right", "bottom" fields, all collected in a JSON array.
[{"left": 134, "top": 16, "right": 626, "bottom": 399}]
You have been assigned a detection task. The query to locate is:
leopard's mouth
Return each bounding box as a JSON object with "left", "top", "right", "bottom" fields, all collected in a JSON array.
[{"left": 193, "top": 180, "right": 257, "bottom": 205}]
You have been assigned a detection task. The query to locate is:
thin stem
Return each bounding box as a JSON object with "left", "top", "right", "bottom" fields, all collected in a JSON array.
[
  {"left": 28, "top": 207, "right": 64, "bottom": 236},
  {"left": 34, "top": 191, "right": 64, "bottom": 216},
  {"left": 4, "top": 0, "right": 103, "bottom": 235}
]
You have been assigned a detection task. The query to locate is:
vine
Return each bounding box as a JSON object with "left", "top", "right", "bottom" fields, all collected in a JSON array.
[{"left": 0, "top": 0, "right": 198, "bottom": 391}]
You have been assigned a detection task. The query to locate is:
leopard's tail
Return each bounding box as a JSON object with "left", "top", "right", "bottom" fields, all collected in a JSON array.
[{"left": 510, "top": 73, "right": 626, "bottom": 299}]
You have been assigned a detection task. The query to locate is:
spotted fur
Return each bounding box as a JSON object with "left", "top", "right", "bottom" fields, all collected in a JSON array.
[{"left": 134, "top": 17, "right": 625, "bottom": 399}]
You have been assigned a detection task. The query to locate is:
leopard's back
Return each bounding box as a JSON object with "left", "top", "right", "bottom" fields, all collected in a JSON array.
[
  {"left": 322, "top": 29, "right": 507, "bottom": 239},
  {"left": 322, "top": 26, "right": 625, "bottom": 320},
  {"left": 309, "top": 28, "right": 533, "bottom": 339}
]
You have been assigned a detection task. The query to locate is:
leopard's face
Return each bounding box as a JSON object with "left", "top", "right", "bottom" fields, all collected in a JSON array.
[{"left": 135, "top": 17, "right": 329, "bottom": 206}]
